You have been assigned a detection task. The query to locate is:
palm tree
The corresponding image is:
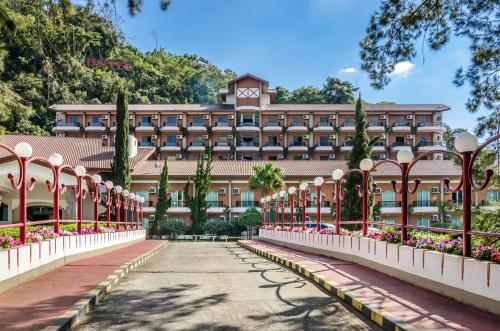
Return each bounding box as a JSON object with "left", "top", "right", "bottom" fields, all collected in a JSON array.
[{"left": 248, "top": 163, "right": 285, "bottom": 194}]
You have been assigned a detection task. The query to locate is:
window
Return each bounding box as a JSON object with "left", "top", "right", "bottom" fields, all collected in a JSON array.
[
  {"left": 70, "top": 115, "right": 79, "bottom": 124},
  {"left": 236, "top": 88, "right": 260, "bottom": 98},
  {"left": 319, "top": 115, "right": 329, "bottom": 125},
  {"left": 193, "top": 115, "right": 203, "bottom": 126},
  {"left": 383, "top": 218, "right": 395, "bottom": 225},
  {"left": 293, "top": 156, "right": 302, "bottom": 160},
  {"left": 218, "top": 136, "right": 228, "bottom": 146},
  {"left": 92, "top": 115, "right": 100, "bottom": 123},
  {"left": 292, "top": 116, "right": 302, "bottom": 125},
  {"left": 310, "top": 192, "right": 322, "bottom": 207},
  {"left": 136, "top": 191, "right": 149, "bottom": 204},
  {"left": 486, "top": 190, "right": 499, "bottom": 201},
  {"left": 171, "top": 191, "right": 184, "bottom": 206},
  {"left": 452, "top": 217, "right": 462, "bottom": 226},
  {"left": 141, "top": 136, "right": 152, "bottom": 146},
  {"left": 417, "top": 218, "right": 430, "bottom": 227},
  {"left": 142, "top": 116, "right": 151, "bottom": 125},
  {"left": 417, "top": 191, "right": 430, "bottom": 207},
  {"left": 452, "top": 190, "right": 463, "bottom": 203},
  {"left": 343, "top": 116, "right": 354, "bottom": 125},
  {"left": 418, "top": 116, "right": 429, "bottom": 125},
  {"left": 206, "top": 191, "right": 219, "bottom": 207},
  {"left": 192, "top": 136, "right": 203, "bottom": 146},
  {"left": 0, "top": 203, "right": 8, "bottom": 221},
  {"left": 240, "top": 113, "right": 256, "bottom": 126},
  {"left": 292, "top": 136, "right": 303, "bottom": 146},
  {"left": 165, "top": 116, "right": 176, "bottom": 126},
  {"left": 319, "top": 155, "right": 329, "bottom": 160},
  {"left": 319, "top": 136, "right": 329, "bottom": 146},
  {"left": 419, "top": 136, "right": 428, "bottom": 146},
  {"left": 395, "top": 115, "right": 405, "bottom": 125},
  {"left": 368, "top": 116, "right": 379, "bottom": 126},
  {"left": 267, "top": 115, "right": 278, "bottom": 125},
  {"left": 241, "top": 191, "right": 254, "bottom": 207},
  {"left": 217, "top": 115, "right": 228, "bottom": 125},
  {"left": 267, "top": 136, "right": 278, "bottom": 146},
  {"left": 395, "top": 136, "right": 405, "bottom": 146},
  {"left": 268, "top": 156, "right": 278, "bottom": 161},
  {"left": 344, "top": 136, "right": 353, "bottom": 146},
  {"left": 381, "top": 191, "right": 395, "bottom": 207},
  {"left": 166, "top": 136, "right": 176, "bottom": 146}
]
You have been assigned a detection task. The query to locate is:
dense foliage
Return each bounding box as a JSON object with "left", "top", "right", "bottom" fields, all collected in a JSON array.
[
  {"left": 0, "top": 1, "right": 235, "bottom": 134},
  {"left": 154, "top": 218, "right": 187, "bottom": 238},
  {"left": 248, "top": 163, "right": 285, "bottom": 194},
  {"left": 152, "top": 159, "right": 171, "bottom": 234},
  {"left": 187, "top": 152, "right": 213, "bottom": 234},
  {"left": 111, "top": 85, "right": 131, "bottom": 189},
  {"left": 275, "top": 77, "right": 358, "bottom": 104}
]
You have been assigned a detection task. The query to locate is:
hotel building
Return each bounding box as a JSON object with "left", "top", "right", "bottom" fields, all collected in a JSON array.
[{"left": 50, "top": 74, "right": 449, "bottom": 162}]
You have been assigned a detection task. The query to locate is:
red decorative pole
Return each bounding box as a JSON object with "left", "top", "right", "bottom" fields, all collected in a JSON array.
[
  {"left": 122, "top": 190, "right": 130, "bottom": 228},
  {"left": 313, "top": 177, "right": 324, "bottom": 231},
  {"left": 288, "top": 187, "right": 296, "bottom": 230},
  {"left": 272, "top": 193, "right": 278, "bottom": 228},
  {"left": 265, "top": 195, "right": 271, "bottom": 225},
  {"left": 396, "top": 150, "right": 414, "bottom": 242},
  {"left": 299, "top": 183, "right": 308, "bottom": 231},
  {"left": 103, "top": 181, "right": 114, "bottom": 228},
  {"left": 114, "top": 186, "right": 123, "bottom": 230},
  {"left": 74, "top": 166, "right": 87, "bottom": 235},
  {"left": 332, "top": 169, "right": 344, "bottom": 235},
  {"left": 260, "top": 198, "right": 266, "bottom": 226},
  {"left": 135, "top": 196, "right": 140, "bottom": 229},
  {"left": 17, "top": 152, "right": 30, "bottom": 244},
  {"left": 48, "top": 153, "right": 64, "bottom": 234},
  {"left": 140, "top": 197, "right": 144, "bottom": 228},
  {"left": 89, "top": 174, "right": 102, "bottom": 232},
  {"left": 279, "top": 190, "right": 286, "bottom": 228},
  {"left": 129, "top": 193, "right": 135, "bottom": 229},
  {"left": 358, "top": 159, "right": 374, "bottom": 236}
]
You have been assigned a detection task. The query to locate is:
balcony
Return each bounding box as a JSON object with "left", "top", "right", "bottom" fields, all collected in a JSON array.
[
  {"left": 314, "top": 144, "right": 335, "bottom": 152},
  {"left": 236, "top": 122, "right": 260, "bottom": 132},
  {"left": 212, "top": 142, "right": 232, "bottom": 152},
  {"left": 306, "top": 201, "right": 330, "bottom": 208},
  {"left": 187, "top": 122, "right": 207, "bottom": 132},
  {"left": 211, "top": 122, "right": 232, "bottom": 132},
  {"left": 168, "top": 200, "right": 190, "bottom": 213},
  {"left": 85, "top": 122, "right": 106, "bottom": 132},
  {"left": 372, "top": 145, "right": 387, "bottom": 152},
  {"left": 160, "top": 122, "right": 181, "bottom": 132},
  {"left": 392, "top": 122, "right": 411, "bottom": 131},
  {"left": 52, "top": 122, "right": 81, "bottom": 133},
  {"left": 288, "top": 143, "right": 308, "bottom": 152},
  {"left": 262, "top": 121, "right": 282, "bottom": 132},
  {"left": 187, "top": 142, "right": 206, "bottom": 152},
  {"left": 340, "top": 143, "right": 353, "bottom": 152},
  {"left": 160, "top": 142, "right": 181, "bottom": 152},
  {"left": 138, "top": 141, "right": 155, "bottom": 147},
  {"left": 417, "top": 122, "right": 445, "bottom": 132},
  {"left": 391, "top": 142, "right": 412, "bottom": 152},
  {"left": 207, "top": 200, "right": 225, "bottom": 213},
  {"left": 377, "top": 201, "right": 402, "bottom": 214},
  {"left": 412, "top": 200, "right": 439, "bottom": 213},
  {"left": 339, "top": 122, "right": 355, "bottom": 132},
  {"left": 262, "top": 143, "right": 284, "bottom": 152},
  {"left": 313, "top": 122, "right": 334, "bottom": 132},
  {"left": 366, "top": 122, "right": 385, "bottom": 131},
  {"left": 236, "top": 142, "right": 259, "bottom": 152},
  {"left": 235, "top": 201, "right": 259, "bottom": 207},
  {"left": 287, "top": 122, "right": 308, "bottom": 132},
  {"left": 417, "top": 141, "right": 447, "bottom": 152},
  {"left": 135, "top": 122, "right": 155, "bottom": 132}
]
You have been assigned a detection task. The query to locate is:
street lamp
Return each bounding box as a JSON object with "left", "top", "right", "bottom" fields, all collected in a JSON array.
[
  {"left": 90, "top": 174, "right": 102, "bottom": 231},
  {"left": 140, "top": 197, "right": 145, "bottom": 228},
  {"left": 265, "top": 195, "right": 271, "bottom": 226},
  {"left": 74, "top": 165, "right": 86, "bottom": 234},
  {"left": 272, "top": 192, "right": 278, "bottom": 228},
  {"left": 260, "top": 197, "right": 266, "bottom": 226},
  {"left": 359, "top": 158, "right": 374, "bottom": 236},
  {"left": 135, "top": 193, "right": 140, "bottom": 229},
  {"left": 48, "top": 153, "right": 64, "bottom": 234},
  {"left": 313, "top": 177, "right": 324, "bottom": 231},
  {"left": 396, "top": 149, "right": 415, "bottom": 242},
  {"left": 287, "top": 186, "right": 296, "bottom": 230},
  {"left": 114, "top": 185, "right": 123, "bottom": 230},
  {"left": 299, "top": 182, "right": 309, "bottom": 231},
  {"left": 13, "top": 142, "right": 33, "bottom": 244},
  {"left": 332, "top": 169, "right": 344, "bottom": 234},
  {"left": 103, "top": 180, "right": 114, "bottom": 227},
  {"left": 279, "top": 190, "right": 287, "bottom": 228},
  {"left": 129, "top": 193, "right": 136, "bottom": 228},
  {"left": 122, "top": 189, "right": 130, "bottom": 228}
]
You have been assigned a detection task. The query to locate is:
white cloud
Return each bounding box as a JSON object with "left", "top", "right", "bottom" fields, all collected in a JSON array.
[
  {"left": 340, "top": 67, "right": 356, "bottom": 74},
  {"left": 391, "top": 61, "right": 415, "bottom": 77}
]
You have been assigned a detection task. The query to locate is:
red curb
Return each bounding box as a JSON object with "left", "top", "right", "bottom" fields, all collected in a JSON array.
[
  {"left": 0, "top": 240, "right": 163, "bottom": 331},
  {"left": 241, "top": 240, "right": 500, "bottom": 331}
]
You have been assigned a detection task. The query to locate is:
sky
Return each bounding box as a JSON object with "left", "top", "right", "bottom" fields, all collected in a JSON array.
[{"left": 114, "top": 0, "right": 484, "bottom": 131}]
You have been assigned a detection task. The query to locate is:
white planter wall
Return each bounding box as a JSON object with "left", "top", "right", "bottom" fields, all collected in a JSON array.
[
  {"left": 259, "top": 229, "right": 500, "bottom": 303},
  {"left": 0, "top": 230, "right": 146, "bottom": 283}
]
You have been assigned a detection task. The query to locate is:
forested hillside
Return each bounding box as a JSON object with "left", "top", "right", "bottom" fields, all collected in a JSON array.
[{"left": 0, "top": 1, "right": 236, "bottom": 135}]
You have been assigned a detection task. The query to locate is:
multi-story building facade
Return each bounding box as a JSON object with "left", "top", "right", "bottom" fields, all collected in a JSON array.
[{"left": 51, "top": 74, "right": 449, "bottom": 161}]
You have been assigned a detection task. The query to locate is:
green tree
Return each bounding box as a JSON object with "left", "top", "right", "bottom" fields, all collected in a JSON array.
[
  {"left": 360, "top": 0, "right": 499, "bottom": 133},
  {"left": 188, "top": 152, "right": 213, "bottom": 234},
  {"left": 275, "top": 86, "right": 291, "bottom": 103},
  {"left": 111, "top": 85, "right": 131, "bottom": 189},
  {"left": 289, "top": 86, "right": 326, "bottom": 104},
  {"left": 321, "top": 77, "right": 358, "bottom": 104},
  {"left": 152, "top": 159, "right": 171, "bottom": 234},
  {"left": 248, "top": 163, "right": 285, "bottom": 194},
  {"left": 238, "top": 207, "right": 262, "bottom": 228},
  {"left": 342, "top": 95, "right": 373, "bottom": 226}
]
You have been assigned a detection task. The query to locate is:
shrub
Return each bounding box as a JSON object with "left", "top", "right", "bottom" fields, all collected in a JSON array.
[{"left": 155, "top": 218, "right": 187, "bottom": 238}]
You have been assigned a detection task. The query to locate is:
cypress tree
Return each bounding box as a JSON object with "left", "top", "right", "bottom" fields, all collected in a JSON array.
[
  {"left": 343, "top": 95, "right": 372, "bottom": 226},
  {"left": 111, "top": 86, "right": 131, "bottom": 189},
  {"left": 152, "top": 159, "right": 171, "bottom": 234},
  {"left": 188, "top": 152, "right": 213, "bottom": 234}
]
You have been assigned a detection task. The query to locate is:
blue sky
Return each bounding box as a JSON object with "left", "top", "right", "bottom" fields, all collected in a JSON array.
[{"left": 115, "top": 0, "right": 482, "bottom": 131}]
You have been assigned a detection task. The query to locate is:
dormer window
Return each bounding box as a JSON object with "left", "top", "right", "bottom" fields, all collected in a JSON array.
[{"left": 237, "top": 88, "right": 260, "bottom": 98}]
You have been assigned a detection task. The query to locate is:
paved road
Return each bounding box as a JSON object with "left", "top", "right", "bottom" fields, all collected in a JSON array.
[{"left": 78, "top": 242, "right": 379, "bottom": 331}]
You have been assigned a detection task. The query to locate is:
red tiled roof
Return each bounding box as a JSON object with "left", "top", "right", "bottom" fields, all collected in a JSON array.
[
  {"left": 49, "top": 104, "right": 233, "bottom": 112},
  {"left": 0, "top": 135, "right": 154, "bottom": 170},
  {"left": 262, "top": 104, "right": 450, "bottom": 112},
  {"left": 132, "top": 160, "right": 461, "bottom": 179}
]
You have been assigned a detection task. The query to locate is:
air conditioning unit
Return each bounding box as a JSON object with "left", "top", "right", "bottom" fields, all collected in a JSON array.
[
  {"left": 101, "top": 115, "right": 108, "bottom": 120},
  {"left": 374, "top": 187, "right": 382, "bottom": 194},
  {"left": 228, "top": 114, "right": 235, "bottom": 120},
  {"left": 302, "top": 154, "right": 309, "bottom": 160},
  {"left": 176, "top": 134, "right": 183, "bottom": 140},
  {"left": 152, "top": 135, "right": 158, "bottom": 140},
  {"left": 232, "top": 187, "right": 240, "bottom": 195},
  {"left": 175, "top": 154, "right": 183, "bottom": 159},
  {"left": 218, "top": 188, "right": 226, "bottom": 194},
  {"left": 374, "top": 215, "right": 381, "bottom": 221},
  {"left": 203, "top": 114, "right": 210, "bottom": 120},
  {"left": 128, "top": 115, "right": 133, "bottom": 120},
  {"left": 380, "top": 153, "right": 387, "bottom": 159},
  {"left": 101, "top": 134, "right": 108, "bottom": 139},
  {"left": 303, "top": 114, "right": 310, "bottom": 120},
  {"left": 329, "top": 114, "right": 336, "bottom": 120},
  {"left": 279, "top": 135, "right": 285, "bottom": 140},
  {"left": 202, "top": 135, "right": 209, "bottom": 140},
  {"left": 407, "top": 135, "right": 413, "bottom": 139},
  {"left": 329, "top": 134, "right": 336, "bottom": 140},
  {"left": 431, "top": 215, "right": 439, "bottom": 222},
  {"left": 176, "top": 114, "right": 183, "bottom": 120},
  {"left": 277, "top": 154, "right": 284, "bottom": 159},
  {"left": 278, "top": 114, "right": 285, "bottom": 120},
  {"left": 431, "top": 187, "right": 440, "bottom": 193},
  {"left": 228, "top": 134, "right": 234, "bottom": 139},
  {"left": 149, "top": 187, "right": 157, "bottom": 194},
  {"left": 406, "top": 114, "right": 413, "bottom": 120},
  {"left": 152, "top": 115, "right": 158, "bottom": 120},
  {"left": 303, "top": 135, "right": 309, "bottom": 140},
  {"left": 329, "top": 154, "right": 336, "bottom": 160},
  {"left": 379, "top": 115, "right": 387, "bottom": 119}
]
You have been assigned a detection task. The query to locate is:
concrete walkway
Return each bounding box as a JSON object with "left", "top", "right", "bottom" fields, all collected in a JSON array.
[
  {"left": 78, "top": 242, "right": 380, "bottom": 330},
  {"left": 0, "top": 239, "right": 164, "bottom": 331},
  {"left": 240, "top": 240, "right": 500, "bottom": 331}
]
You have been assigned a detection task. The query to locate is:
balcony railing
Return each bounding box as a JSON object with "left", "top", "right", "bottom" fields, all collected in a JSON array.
[
  {"left": 214, "top": 142, "right": 230, "bottom": 147},
  {"left": 316, "top": 122, "right": 332, "bottom": 127},
  {"left": 392, "top": 141, "right": 408, "bottom": 147},
  {"left": 264, "top": 142, "right": 282, "bottom": 147},
  {"left": 235, "top": 201, "right": 259, "bottom": 207},
  {"left": 87, "top": 122, "right": 104, "bottom": 127},
  {"left": 58, "top": 122, "right": 80, "bottom": 127},
  {"left": 171, "top": 200, "right": 186, "bottom": 207},
  {"left": 393, "top": 122, "right": 411, "bottom": 127},
  {"left": 162, "top": 122, "right": 180, "bottom": 127},
  {"left": 377, "top": 201, "right": 402, "bottom": 208},
  {"left": 237, "top": 142, "right": 259, "bottom": 147},
  {"left": 368, "top": 122, "right": 384, "bottom": 127},
  {"left": 190, "top": 122, "right": 204, "bottom": 126},
  {"left": 289, "top": 142, "right": 307, "bottom": 147},
  {"left": 417, "top": 141, "right": 446, "bottom": 147},
  {"left": 265, "top": 121, "right": 280, "bottom": 126},
  {"left": 206, "top": 201, "right": 224, "bottom": 208},
  {"left": 341, "top": 122, "right": 355, "bottom": 127},
  {"left": 137, "top": 122, "right": 154, "bottom": 127},
  {"left": 289, "top": 121, "right": 307, "bottom": 127},
  {"left": 214, "top": 122, "right": 230, "bottom": 126},
  {"left": 190, "top": 141, "right": 205, "bottom": 147},
  {"left": 412, "top": 200, "right": 434, "bottom": 207},
  {"left": 418, "top": 122, "right": 443, "bottom": 127},
  {"left": 163, "top": 142, "right": 180, "bottom": 147},
  {"left": 307, "top": 201, "right": 330, "bottom": 207},
  {"left": 238, "top": 121, "right": 259, "bottom": 127},
  {"left": 139, "top": 142, "right": 153, "bottom": 147}
]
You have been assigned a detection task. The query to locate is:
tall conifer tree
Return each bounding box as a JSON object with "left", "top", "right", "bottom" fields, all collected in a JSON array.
[
  {"left": 188, "top": 152, "right": 213, "bottom": 234},
  {"left": 111, "top": 85, "right": 131, "bottom": 189},
  {"left": 152, "top": 159, "right": 171, "bottom": 234}
]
